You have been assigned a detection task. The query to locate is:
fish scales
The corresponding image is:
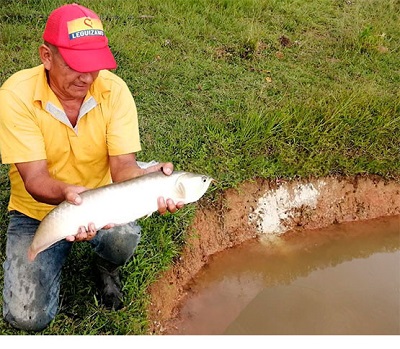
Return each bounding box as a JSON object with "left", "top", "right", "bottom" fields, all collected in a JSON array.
[{"left": 28, "top": 171, "right": 213, "bottom": 261}]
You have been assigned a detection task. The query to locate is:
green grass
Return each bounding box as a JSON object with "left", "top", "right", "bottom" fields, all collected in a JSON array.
[{"left": 0, "top": 0, "right": 399, "bottom": 334}]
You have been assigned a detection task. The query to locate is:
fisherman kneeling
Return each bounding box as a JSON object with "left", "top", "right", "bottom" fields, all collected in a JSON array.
[{"left": 0, "top": 4, "right": 183, "bottom": 332}]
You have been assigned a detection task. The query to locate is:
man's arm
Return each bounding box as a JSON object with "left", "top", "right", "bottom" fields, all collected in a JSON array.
[
  {"left": 108, "top": 153, "right": 145, "bottom": 182},
  {"left": 15, "top": 159, "right": 87, "bottom": 205}
]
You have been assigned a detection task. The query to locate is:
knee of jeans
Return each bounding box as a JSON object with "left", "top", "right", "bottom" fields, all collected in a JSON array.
[
  {"left": 110, "top": 230, "right": 141, "bottom": 265},
  {"left": 93, "top": 222, "right": 142, "bottom": 265},
  {"left": 4, "top": 308, "right": 53, "bottom": 332}
]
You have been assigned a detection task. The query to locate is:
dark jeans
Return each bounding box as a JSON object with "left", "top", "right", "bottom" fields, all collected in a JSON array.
[{"left": 2, "top": 210, "right": 141, "bottom": 332}]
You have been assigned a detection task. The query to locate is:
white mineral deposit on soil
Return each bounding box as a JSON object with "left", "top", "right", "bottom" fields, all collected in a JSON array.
[{"left": 249, "top": 181, "right": 324, "bottom": 234}]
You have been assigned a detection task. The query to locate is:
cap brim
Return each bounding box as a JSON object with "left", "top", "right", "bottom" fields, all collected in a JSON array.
[{"left": 58, "top": 46, "right": 117, "bottom": 73}]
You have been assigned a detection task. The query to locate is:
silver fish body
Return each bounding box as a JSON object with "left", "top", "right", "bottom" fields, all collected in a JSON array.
[{"left": 28, "top": 171, "right": 213, "bottom": 261}]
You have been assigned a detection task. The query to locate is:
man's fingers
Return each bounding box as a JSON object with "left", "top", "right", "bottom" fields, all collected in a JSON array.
[
  {"left": 86, "top": 223, "right": 97, "bottom": 239},
  {"left": 146, "top": 162, "right": 174, "bottom": 176},
  {"left": 65, "top": 193, "right": 82, "bottom": 205},
  {"left": 102, "top": 223, "right": 115, "bottom": 230},
  {"left": 66, "top": 223, "right": 97, "bottom": 242},
  {"left": 157, "top": 196, "right": 168, "bottom": 215},
  {"left": 166, "top": 198, "right": 177, "bottom": 213},
  {"left": 176, "top": 201, "right": 185, "bottom": 210},
  {"left": 161, "top": 163, "right": 173, "bottom": 175},
  {"left": 157, "top": 197, "right": 184, "bottom": 214}
]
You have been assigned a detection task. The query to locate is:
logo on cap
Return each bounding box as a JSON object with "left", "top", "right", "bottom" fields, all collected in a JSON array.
[{"left": 67, "top": 17, "right": 104, "bottom": 40}]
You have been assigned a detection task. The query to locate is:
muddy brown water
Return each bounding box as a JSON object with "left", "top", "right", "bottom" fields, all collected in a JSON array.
[{"left": 167, "top": 215, "right": 400, "bottom": 335}]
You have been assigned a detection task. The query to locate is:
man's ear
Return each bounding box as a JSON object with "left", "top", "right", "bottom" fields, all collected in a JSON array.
[{"left": 39, "top": 44, "right": 53, "bottom": 70}]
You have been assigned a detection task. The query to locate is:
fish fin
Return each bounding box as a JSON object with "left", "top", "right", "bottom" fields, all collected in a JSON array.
[{"left": 176, "top": 182, "right": 186, "bottom": 200}]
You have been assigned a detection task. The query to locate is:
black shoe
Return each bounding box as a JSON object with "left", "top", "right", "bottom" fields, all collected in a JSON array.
[{"left": 94, "top": 256, "right": 124, "bottom": 310}]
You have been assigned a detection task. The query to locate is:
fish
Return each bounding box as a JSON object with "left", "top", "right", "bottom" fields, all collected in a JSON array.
[{"left": 28, "top": 171, "right": 213, "bottom": 261}]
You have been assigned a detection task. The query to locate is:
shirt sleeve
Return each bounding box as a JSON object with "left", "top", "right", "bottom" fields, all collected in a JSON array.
[{"left": 0, "top": 89, "right": 47, "bottom": 164}]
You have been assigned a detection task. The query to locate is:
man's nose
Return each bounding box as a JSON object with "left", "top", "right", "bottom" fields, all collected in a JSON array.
[{"left": 79, "top": 72, "right": 97, "bottom": 84}]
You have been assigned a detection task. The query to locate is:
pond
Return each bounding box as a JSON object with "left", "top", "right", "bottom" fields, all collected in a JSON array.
[{"left": 168, "top": 215, "right": 400, "bottom": 335}]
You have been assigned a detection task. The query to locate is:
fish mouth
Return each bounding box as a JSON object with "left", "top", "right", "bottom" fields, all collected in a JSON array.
[{"left": 210, "top": 178, "right": 217, "bottom": 185}]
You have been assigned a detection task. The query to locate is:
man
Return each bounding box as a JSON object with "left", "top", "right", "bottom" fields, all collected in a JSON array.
[{"left": 0, "top": 3, "right": 183, "bottom": 332}]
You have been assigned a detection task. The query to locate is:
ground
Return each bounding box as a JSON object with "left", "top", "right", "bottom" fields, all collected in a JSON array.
[{"left": 147, "top": 175, "right": 400, "bottom": 334}]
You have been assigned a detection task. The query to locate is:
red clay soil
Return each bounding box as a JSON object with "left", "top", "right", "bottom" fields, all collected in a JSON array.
[{"left": 147, "top": 175, "right": 400, "bottom": 334}]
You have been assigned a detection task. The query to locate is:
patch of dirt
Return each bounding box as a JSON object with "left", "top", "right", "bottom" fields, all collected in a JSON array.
[{"left": 147, "top": 175, "right": 400, "bottom": 334}]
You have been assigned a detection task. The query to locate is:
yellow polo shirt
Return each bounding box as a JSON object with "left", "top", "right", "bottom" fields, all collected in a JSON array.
[{"left": 0, "top": 65, "right": 141, "bottom": 221}]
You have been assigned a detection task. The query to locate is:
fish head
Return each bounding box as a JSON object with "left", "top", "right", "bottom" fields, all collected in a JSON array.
[{"left": 174, "top": 172, "right": 213, "bottom": 203}]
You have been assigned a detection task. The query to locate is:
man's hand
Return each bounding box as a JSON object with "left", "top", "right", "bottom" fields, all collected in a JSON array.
[
  {"left": 63, "top": 185, "right": 88, "bottom": 205},
  {"left": 145, "top": 162, "right": 185, "bottom": 215},
  {"left": 65, "top": 222, "right": 116, "bottom": 243},
  {"left": 65, "top": 222, "right": 97, "bottom": 242},
  {"left": 157, "top": 196, "right": 184, "bottom": 215}
]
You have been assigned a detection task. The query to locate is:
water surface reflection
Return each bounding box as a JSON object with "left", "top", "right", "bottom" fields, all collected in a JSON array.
[{"left": 171, "top": 215, "right": 400, "bottom": 335}]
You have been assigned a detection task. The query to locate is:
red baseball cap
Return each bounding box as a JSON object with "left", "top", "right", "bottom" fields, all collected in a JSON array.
[{"left": 43, "top": 3, "right": 117, "bottom": 72}]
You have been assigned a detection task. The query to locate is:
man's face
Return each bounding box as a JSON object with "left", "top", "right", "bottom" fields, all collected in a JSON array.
[{"left": 45, "top": 46, "right": 99, "bottom": 101}]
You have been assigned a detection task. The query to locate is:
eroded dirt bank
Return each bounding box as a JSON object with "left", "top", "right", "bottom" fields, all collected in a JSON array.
[{"left": 147, "top": 175, "right": 400, "bottom": 334}]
